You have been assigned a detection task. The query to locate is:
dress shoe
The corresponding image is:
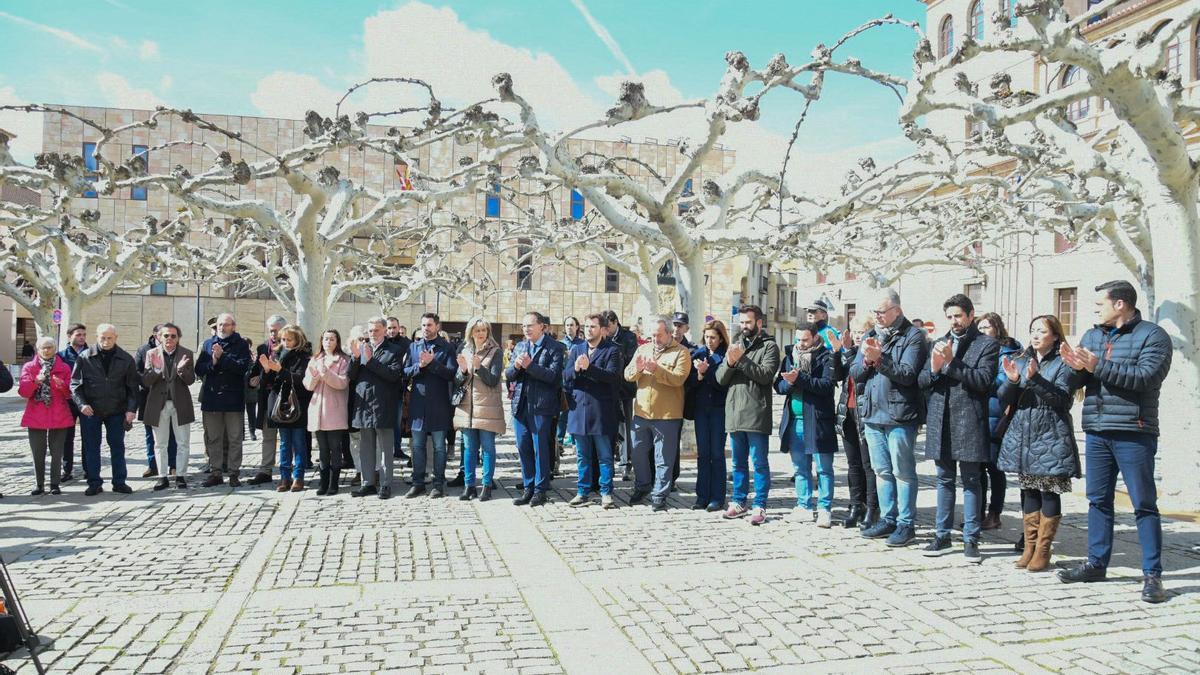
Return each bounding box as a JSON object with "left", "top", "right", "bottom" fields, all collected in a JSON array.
[
  {"left": 1142, "top": 575, "right": 1166, "bottom": 604},
  {"left": 512, "top": 490, "right": 533, "bottom": 506},
  {"left": 350, "top": 473, "right": 362, "bottom": 487},
  {"left": 247, "top": 472, "right": 272, "bottom": 485},
  {"left": 447, "top": 471, "right": 465, "bottom": 488},
  {"left": 1057, "top": 561, "right": 1106, "bottom": 584},
  {"left": 691, "top": 501, "right": 706, "bottom": 510},
  {"left": 429, "top": 487, "right": 445, "bottom": 499},
  {"left": 50, "top": 486, "right": 61, "bottom": 495},
  {"left": 404, "top": 485, "right": 426, "bottom": 499},
  {"left": 379, "top": 486, "right": 392, "bottom": 500},
  {"left": 290, "top": 479, "right": 305, "bottom": 492},
  {"left": 352, "top": 485, "right": 378, "bottom": 498},
  {"left": 60, "top": 470, "right": 75, "bottom": 483},
  {"left": 202, "top": 473, "right": 224, "bottom": 488},
  {"left": 276, "top": 479, "right": 292, "bottom": 493},
  {"left": 705, "top": 502, "right": 722, "bottom": 512},
  {"left": 30, "top": 487, "right": 44, "bottom": 496},
  {"left": 112, "top": 484, "right": 133, "bottom": 494},
  {"left": 842, "top": 504, "right": 865, "bottom": 529},
  {"left": 651, "top": 500, "right": 667, "bottom": 512},
  {"left": 529, "top": 492, "right": 548, "bottom": 507},
  {"left": 628, "top": 489, "right": 648, "bottom": 505},
  {"left": 84, "top": 485, "right": 102, "bottom": 496},
  {"left": 479, "top": 486, "right": 492, "bottom": 502},
  {"left": 176, "top": 477, "right": 187, "bottom": 489},
  {"left": 460, "top": 486, "right": 477, "bottom": 501},
  {"left": 227, "top": 475, "right": 241, "bottom": 488},
  {"left": 153, "top": 478, "right": 170, "bottom": 491},
  {"left": 142, "top": 467, "right": 158, "bottom": 478}
]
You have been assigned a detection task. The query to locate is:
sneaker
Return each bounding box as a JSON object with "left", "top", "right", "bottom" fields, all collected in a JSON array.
[
  {"left": 628, "top": 489, "right": 648, "bottom": 505},
  {"left": 601, "top": 494, "right": 616, "bottom": 509},
  {"left": 749, "top": 508, "right": 766, "bottom": 526},
  {"left": 176, "top": 477, "right": 187, "bottom": 489},
  {"left": 1057, "top": 561, "right": 1107, "bottom": 584},
  {"left": 964, "top": 541, "right": 982, "bottom": 564},
  {"left": 885, "top": 525, "right": 916, "bottom": 547},
  {"left": 1142, "top": 575, "right": 1166, "bottom": 604},
  {"left": 816, "top": 510, "right": 833, "bottom": 528},
  {"left": 723, "top": 503, "right": 749, "bottom": 519},
  {"left": 922, "top": 534, "right": 953, "bottom": 557},
  {"left": 569, "top": 494, "right": 589, "bottom": 508},
  {"left": 530, "top": 492, "right": 548, "bottom": 507},
  {"left": 862, "top": 521, "right": 896, "bottom": 539},
  {"left": 153, "top": 478, "right": 170, "bottom": 492},
  {"left": 651, "top": 500, "right": 667, "bottom": 512},
  {"left": 50, "top": 486, "right": 62, "bottom": 495}
]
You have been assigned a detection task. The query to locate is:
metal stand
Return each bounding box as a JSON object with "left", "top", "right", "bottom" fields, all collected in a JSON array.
[{"left": 0, "top": 554, "right": 45, "bottom": 675}]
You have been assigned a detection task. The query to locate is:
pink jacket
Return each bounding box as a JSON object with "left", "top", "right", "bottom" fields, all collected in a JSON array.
[
  {"left": 19, "top": 357, "right": 75, "bottom": 430},
  {"left": 303, "top": 353, "right": 350, "bottom": 432}
]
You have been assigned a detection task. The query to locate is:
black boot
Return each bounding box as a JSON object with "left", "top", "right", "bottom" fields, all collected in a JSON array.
[
  {"left": 316, "top": 467, "right": 331, "bottom": 496},
  {"left": 843, "top": 503, "right": 866, "bottom": 529},
  {"left": 447, "top": 469, "right": 465, "bottom": 487},
  {"left": 328, "top": 469, "right": 340, "bottom": 496},
  {"left": 859, "top": 506, "right": 880, "bottom": 531}
]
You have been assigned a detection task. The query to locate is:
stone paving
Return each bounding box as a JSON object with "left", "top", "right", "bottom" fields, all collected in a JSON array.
[{"left": 0, "top": 391, "right": 1198, "bottom": 674}]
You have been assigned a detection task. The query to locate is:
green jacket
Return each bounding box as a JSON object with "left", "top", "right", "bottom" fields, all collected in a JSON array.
[{"left": 715, "top": 330, "right": 781, "bottom": 434}]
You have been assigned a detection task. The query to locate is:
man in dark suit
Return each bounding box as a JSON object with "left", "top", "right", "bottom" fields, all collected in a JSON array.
[
  {"left": 350, "top": 317, "right": 406, "bottom": 500},
  {"left": 385, "top": 316, "right": 412, "bottom": 463},
  {"left": 402, "top": 312, "right": 457, "bottom": 498},
  {"left": 142, "top": 323, "right": 197, "bottom": 490},
  {"left": 57, "top": 322, "right": 89, "bottom": 482},
  {"left": 70, "top": 323, "right": 140, "bottom": 496},
  {"left": 917, "top": 294, "right": 999, "bottom": 564},
  {"left": 602, "top": 310, "right": 638, "bottom": 481},
  {"left": 247, "top": 315, "right": 287, "bottom": 485},
  {"left": 563, "top": 312, "right": 622, "bottom": 508},
  {"left": 505, "top": 311, "right": 566, "bottom": 506}
]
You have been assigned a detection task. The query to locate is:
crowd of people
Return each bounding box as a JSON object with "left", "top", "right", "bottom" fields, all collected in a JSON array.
[{"left": 9, "top": 279, "right": 1172, "bottom": 603}]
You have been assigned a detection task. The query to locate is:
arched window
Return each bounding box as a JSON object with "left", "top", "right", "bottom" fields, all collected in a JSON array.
[
  {"left": 1002, "top": 0, "right": 1017, "bottom": 28},
  {"left": 1194, "top": 20, "right": 1200, "bottom": 80},
  {"left": 1063, "top": 66, "right": 1090, "bottom": 121},
  {"left": 970, "top": 1, "right": 985, "bottom": 40},
  {"left": 939, "top": 15, "right": 955, "bottom": 57},
  {"left": 1151, "top": 21, "right": 1181, "bottom": 76}
]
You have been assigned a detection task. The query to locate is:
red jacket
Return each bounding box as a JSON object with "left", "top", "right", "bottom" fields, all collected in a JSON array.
[{"left": 19, "top": 356, "right": 75, "bottom": 429}]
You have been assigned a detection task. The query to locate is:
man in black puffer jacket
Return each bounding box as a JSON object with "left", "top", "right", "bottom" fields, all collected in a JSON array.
[{"left": 1057, "top": 280, "right": 1172, "bottom": 605}]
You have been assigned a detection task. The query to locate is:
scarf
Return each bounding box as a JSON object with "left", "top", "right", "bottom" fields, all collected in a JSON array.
[
  {"left": 793, "top": 342, "right": 822, "bottom": 375},
  {"left": 652, "top": 336, "right": 676, "bottom": 358},
  {"left": 34, "top": 357, "right": 54, "bottom": 405}
]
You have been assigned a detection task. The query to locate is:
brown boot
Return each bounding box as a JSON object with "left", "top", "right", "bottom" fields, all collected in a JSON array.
[
  {"left": 290, "top": 479, "right": 305, "bottom": 492},
  {"left": 1027, "top": 514, "right": 1061, "bottom": 573},
  {"left": 1015, "top": 512, "right": 1040, "bottom": 569}
]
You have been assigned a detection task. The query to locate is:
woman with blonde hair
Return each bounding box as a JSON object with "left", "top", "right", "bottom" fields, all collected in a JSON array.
[
  {"left": 259, "top": 325, "right": 313, "bottom": 491},
  {"left": 453, "top": 317, "right": 506, "bottom": 501}
]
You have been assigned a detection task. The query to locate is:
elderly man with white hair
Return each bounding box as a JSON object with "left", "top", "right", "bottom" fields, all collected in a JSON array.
[
  {"left": 196, "top": 312, "right": 252, "bottom": 487},
  {"left": 70, "top": 323, "right": 141, "bottom": 496}
]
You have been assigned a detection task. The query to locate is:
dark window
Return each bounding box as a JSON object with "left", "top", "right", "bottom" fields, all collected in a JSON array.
[
  {"left": 1152, "top": 21, "right": 1181, "bottom": 75},
  {"left": 149, "top": 280, "right": 167, "bottom": 296},
  {"left": 939, "top": 15, "right": 954, "bottom": 57},
  {"left": 1055, "top": 287, "right": 1077, "bottom": 336},
  {"left": 485, "top": 182, "right": 501, "bottom": 218},
  {"left": 131, "top": 145, "right": 148, "bottom": 201},
  {"left": 657, "top": 260, "right": 675, "bottom": 286},
  {"left": 570, "top": 189, "right": 585, "bottom": 221},
  {"left": 678, "top": 178, "right": 694, "bottom": 215},
  {"left": 964, "top": 282, "right": 984, "bottom": 306},
  {"left": 1064, "top": 67, "right": 1090, "bottom": 121},
  {"left": 604, "top": 242, "right": 620, "bottom": 293},
  {"left": 845, "top": 303, "right": 857, "bottom": 329},
  {"left": 970, "top": 1, "right": 984, "bottom": 40},
  {"left": 516, "top": 238, "right": 533, "bottom": 290},
  {"left": 82, "top": 142, "right": 98, "bottom": 198},
  {"left": 1195, "top": 20, "right": 1200, "bottom": 80}
]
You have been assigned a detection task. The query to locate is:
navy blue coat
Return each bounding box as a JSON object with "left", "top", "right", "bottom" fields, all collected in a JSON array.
[
  {"left": 349, "top": 340, "right": 405, "bottom": 429},
  {"left": 848, "top": 316, "right": 929, "bottom": 427},
  {"left": 57, "top": 344, "right": 87, "bottom": 415},
  {"left": 774, "top": 345, "right": 837, "bottom": 454},
  {"left": 611, "top": 326, "right": 639, "bottom": 400},
  {"left": 196, "top": 331, "right": 252, "bottom": 412},
  {"left": 1068, "top": 311, "right": 1172, "bottom": 436},
  {"left": 504, "top": 336, "right": 566, "bottom": 419},
  {"left": 563, "top": 339, "right": 621, "bottom": 437},
  {"left": 403, "top": 336, "right": 457, "bottom": 433},
  {"left": 684, "top": 345, "right": 728, "bottom": 419}
]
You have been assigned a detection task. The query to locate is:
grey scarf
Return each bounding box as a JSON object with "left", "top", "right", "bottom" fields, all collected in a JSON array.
[
  {"left": 34, "top": 357, "right": 54, "bottom": 405},
  {"left": 793, "top": 342, "right": 822, "bottom": 375}
]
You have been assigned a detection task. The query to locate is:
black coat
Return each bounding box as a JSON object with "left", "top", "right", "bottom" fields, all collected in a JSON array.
[
  {"left": 849, "top": 316, "right": 929, "bottom": 427},
  {"left": 70, "top": 345, "right": 139, "bottom": 418},
  {"left": 918, "top": 326, "right": 1000, "bottom": 463},
  {"left": 349, "top": 340, "right": 405, "bottom": 429},
  {"left": 505, "top": 336, "right": 566, "bottom": 419},
  {"left": 1068, "top": 311, "right": 1172, "bottom": 436},
  {"left": 196, "top": 331, "right": 252, "bottom": 412},
  {"left": 404, "top": 336, "right": 457, "bottom": 432},
  {"left": 611, "top": 326, "right": 639, "bottom": 400},
  {"left": 133, "top": 337, "right": 157, "bottom": 419},
  {"left": 0, "top": 360, "right": 11, "bottom": 393},
  {"left": 684, "top": 345, "right": 728, "bottom": 419},
  {"left": 774, "top": 345, "right": 837, "bottom": 454},
  {"left": 835, "top": 346, "right": 867, "bottom": 440},
  {"left": 997, "top": 349, "right": 1081, "bottom": 478},
  {"left": 265, "top": 347, "right": 312, "bottom": 429},
  {"left": 249, "top": 341, "right": 274, "bottom": 430},
  {"left": 563, "top": 339, "right": 622, "bottom": 437}
]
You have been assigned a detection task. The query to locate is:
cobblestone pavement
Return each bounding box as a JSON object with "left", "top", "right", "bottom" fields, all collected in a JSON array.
[{"left": 1, "top": 392, "right": 1198, "bottom": 674}]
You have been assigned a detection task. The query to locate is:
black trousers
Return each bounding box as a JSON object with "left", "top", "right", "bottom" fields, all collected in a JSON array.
[
  {"left": 980, "top": 459, "right": 1007, "bottom": 517},
  {"left": 315, "top": 430, "right": 350, "bottom": 470},
  {"left": 842, "top": 411, "right": 877, "bottom": 510}
]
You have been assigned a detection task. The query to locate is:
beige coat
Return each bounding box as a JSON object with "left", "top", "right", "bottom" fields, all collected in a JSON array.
[
  {"left": 454, "top": 342, "right": 506, "bottom": 436},
  {"left": 622, "top": 340, "right": 691, "bottom": 420}
]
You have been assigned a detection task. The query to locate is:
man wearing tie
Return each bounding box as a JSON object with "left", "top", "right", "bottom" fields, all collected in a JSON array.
[{"left": 505, "top": 311, "right": 566, "bottom": 506}]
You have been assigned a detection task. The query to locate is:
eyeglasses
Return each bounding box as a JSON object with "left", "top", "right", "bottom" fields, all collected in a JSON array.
[{"left": 871, "top": 307, "right": 896, "bottom": 317}]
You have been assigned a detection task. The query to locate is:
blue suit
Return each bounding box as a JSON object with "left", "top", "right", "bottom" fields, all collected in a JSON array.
[
  {"left": 563, "top": 339, "right": 621, "bottom": 496},
  {"left": 504, "top": 335, "right": 566, "bottom": 493}
]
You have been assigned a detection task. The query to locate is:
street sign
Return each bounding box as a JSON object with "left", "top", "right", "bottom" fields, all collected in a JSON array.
[{"left": 52, "top": 309, "right": 62, "bottom": 325}]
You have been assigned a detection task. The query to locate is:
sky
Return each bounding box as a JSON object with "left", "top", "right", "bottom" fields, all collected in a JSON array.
[{"left": 0, "top": 0, "right": 928, "bottom": 195}]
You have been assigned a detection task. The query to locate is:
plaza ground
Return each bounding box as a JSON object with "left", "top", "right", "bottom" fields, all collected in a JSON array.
[{"left": 0, "top": 391, "right": 1198, "bottom": 674}]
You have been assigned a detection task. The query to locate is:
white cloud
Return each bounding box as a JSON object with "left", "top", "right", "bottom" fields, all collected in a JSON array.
[
  {"left": 111, "top": 35, "right": 129, "bottom": 50},
  {"left": 139, "top": 39, "right": 160, "bottom": 61},
  {"left": 96, "top": 72, "right": 165, "bottom": 110},
  {"left": 0, "top": 11, "right": 102, "bottom": 53},
  {"left": 0, "top": 85, "right": 44, "bottom": 164},
  {"left": 250, "top": 72, "right": 341, "bottom": 119},
  {"left": 160, "top": 74, "right": 174, "bottom": 91}
]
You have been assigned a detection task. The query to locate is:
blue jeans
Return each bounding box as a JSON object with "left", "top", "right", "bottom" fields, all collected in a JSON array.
[
  {"left": 411, "top": 429, "right": 448, "bottom": 488},
  {"left": 935, "top": 459, "right": 982, "bottom": 542},
  {"left": 513, "top": 413, "right": 555, "bottom": 493},
  {"left": 461, "top": 428, "right": 496, "bottom": 488},
  {"left": 791, "top": 445, "right": 835, "bottom": 511},
  {"left": 556, "top": 413, "right": 570, "bottom": 444},
  {"left": 277, "top": 427, "right": 307, "bottom": 481},
  {"left": 144, "top": 422, "right": 177, "bottom": 471},
  {"left": 864, "top": 424, "right": 918, "bottom": 527},
  {"left": 694, "top": 409, "right": 727, "bottom": 505},
  {"left": 1085, "top": 431, "right": 1162, "bottom": 576},
  {"left": 729, "top": 431, "right": 770, "bottom": 509},
  {"left": 575, "top": 434, "right": 614, "bottom": 496},
  {"left": 80, "top": 413, "right": 128, "bottom": 489}
]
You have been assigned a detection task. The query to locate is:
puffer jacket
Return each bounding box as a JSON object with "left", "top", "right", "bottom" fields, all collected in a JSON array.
[
  {"left": 988, "top": 339, "right": 1023, "bottom": 438},
  {"left": 715, "top": 330, "right": 781, "bottom": 434},
  {"left": 917, "top": 326, "right": 1000, "bottom": 463},
  {"left": 997, "top": 348, "right": 1080, "bottom": 478},
  {"left": 454, "top": 341, "right": 506, "bottom": 435},
  {"left": 1068, "top": 311, "right": 1172, "bottom": 436},
  {"left": 623, "top": 339, "right": 691, "bottom": 420},
  {"left": 848, "top": 316, "right": 929, "bottom": 428}
]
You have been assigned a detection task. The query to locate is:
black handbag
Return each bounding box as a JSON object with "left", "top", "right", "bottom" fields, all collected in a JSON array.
[
  {"left": 450, "top": 383, "right": 467, "bottom": 406},
  {"left": 270, "top": 386, "right": 301, "bottom": 424}
]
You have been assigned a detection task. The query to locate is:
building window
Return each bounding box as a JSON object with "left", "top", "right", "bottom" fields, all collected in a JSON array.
[
  {"left": 845, "top": 303, "right": 857, "bottom": 329},
  {"left": 570, "top": 189, "right": 585, "bottom": 221},
  {"left": 605, "top": 266, "right": 619, "bottom": 293},
  {"left": 964, "top": 282, "right": 984, "bottom": 306},
  {"left": 966, "top": 117, "right": 985, "bottom": 139},
  {"left": 131, "top": 145, "right": 148, "bottom": 201},
  {"left": 1055, "top": 287, "right": 1078, "bottom": 336},
  {"left": 1063, "top": 66, "right": 1090, "bottom": 121},
  {"left": 678, "top": 178, "right": 694, "bottom": 215},
  {"left": 657, "top": 260, "right": 676, "bottom": 286},
  {"left": 82, "top": 141, "right": 98, "bottom": 198},
  {"left": 1002, "top": 0, "right": 1017, "bottom": 28},
  {"left": 515, "top": 238, "right": 532, "bottom": 290},
  {"left": 485, "top": 182, "right": 501, "bottom": 218},
  {"left": 789, "top": 290, "right": 798, "bottom": 316},
  {"left": 845, "top": 269, "right": 857, "bottom": 281},
  {"left": 939, "top": 15, "right": 954, "bottom": 57},
  {"left": 970, "top": 1, "right": 985, "bottom": 40},
  {"left": 1086, "top": 0, "right": 1107, "bottom": 26},
  {"left": 1152, "top": 21, "right": 1181, "bottom": 76},
  {"left": 816, "top": 270, "right": 827, "bottom": 285},
  {"left": 1194, "top": 20, "right": 1200, "bottom": 81},
  {"left": 149, "top": 280, "right": 167, "bottom": 296}
]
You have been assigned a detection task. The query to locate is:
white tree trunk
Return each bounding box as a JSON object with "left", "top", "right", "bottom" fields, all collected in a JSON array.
[
  {"left": 292, "top": 256, "right": 330, "bottom": 346},
  {"left": 677, "top": 250, "right": 707, "bottom": 344},
  {"left": 31, "top": 303, "right": 56, "bottom": 341},
  {"left": 56, "top": 292, "right": 87, "bottom": 343}
]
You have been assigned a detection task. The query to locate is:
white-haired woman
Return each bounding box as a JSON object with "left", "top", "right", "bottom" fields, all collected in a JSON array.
[
  {"left": 453, "top": 317, "right": 506, "bottom": 501},
  {"left": 19, "top": 336, "right": 75, "bottom": 495}
]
